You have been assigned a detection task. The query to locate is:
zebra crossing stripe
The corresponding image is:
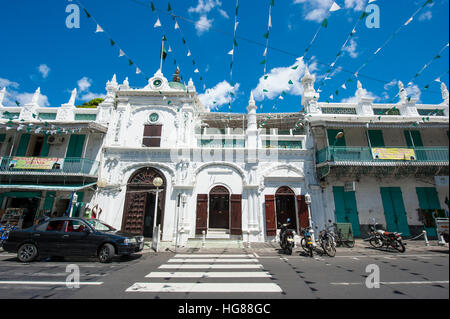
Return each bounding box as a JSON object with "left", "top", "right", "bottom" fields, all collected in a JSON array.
[
  {"left": 145, "top": 272, "right": 271, "bottom": 278},
  {"left": 167, "top": 258, "right": 259, "bottom": 263},
  {"left": 159, "top": 264, "right": 263, "bottom": 269},
  {"left": 174, "top": 254, "right": 254, "bottom": 258},
  {"left": 126, "top": 282, "right": 282, "bottom": 293}
]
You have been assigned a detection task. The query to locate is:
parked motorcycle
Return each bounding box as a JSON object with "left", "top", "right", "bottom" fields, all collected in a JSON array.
[
  {"left": 301, "top": 226, "right": 315, "bottom": 257},
  {"left": 318, "top": 220, "right": 336, "bottom": 257},
  {"left": 279, "top": 218, "right": 296, "bottom": 255},
  {"left": 368, "top": 219, "right": 406, "bottom": 253}
]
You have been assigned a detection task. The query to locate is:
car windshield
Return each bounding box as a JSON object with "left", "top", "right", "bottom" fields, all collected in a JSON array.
[{"left": 86, "top": 219, "right": 116, "bottom": 232}]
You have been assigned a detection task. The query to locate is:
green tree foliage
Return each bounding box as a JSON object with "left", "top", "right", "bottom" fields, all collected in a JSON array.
[{"left": 76, "top": 98, "right": 104, "bottom": 108}]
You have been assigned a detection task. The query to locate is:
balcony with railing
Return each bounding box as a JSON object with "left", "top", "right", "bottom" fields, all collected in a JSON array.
[
  {"left": 316, "top": 146, "right": 449, "bottom": 178},
  {"left": 0, "top": 157, "right": 99, "bottom": 177},
  {"left": 317, "top": 146, "right": 449, "bottom": 165}
]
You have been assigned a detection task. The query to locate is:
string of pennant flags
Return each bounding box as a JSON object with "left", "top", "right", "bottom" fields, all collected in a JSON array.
[
  {"left": 227, "top": 0, "right": 240, "bottom": 114},
  {"left": 387, "top": 42, "right": 449, "bottom": 104},
  {"left": 316, "top": 0, "right": 370, "bottom": 93},
  {"left": 151, "top": 1, "right": 207, "bottom": 91},
  {"left": 260, "top": 0, "right": 275, "bottom": 113},
  {"left": 74, "top": 0, "right": 151, "bottom": 82},
  {"left": 323, "top": 0, "right": 436, "bottom": 105}
]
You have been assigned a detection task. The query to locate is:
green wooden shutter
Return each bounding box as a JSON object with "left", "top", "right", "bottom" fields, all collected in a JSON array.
[
  {"left": 43, "top": 191, "right": 56, "bottom": 214},
  {"left": 380, "top": 187, "right": 410, "bottom": 236},
  {"left": 66, "top": 134, "right": 86, "bottom": 158},
  {"left": 16, "top": 134, "right": 31, "bottom": 156},
  {"left": 368, "top": 130, "right": 385, "bottom": 147},
  {"left": 404, "top": 130, "right": 424, "bottom": 147},
  {"left": 390, "top": 188, "right": 410, "bottom": 236},
  {"left": 333, "top": 187, "right": 347, "bottom": 223},
  {"left": 40, "top": 136, "right": 50, "bottom": 157},
  {"left": 344, "top": 190, "right": 361, "bottom": 237},
  {"left": 416, "top": 187, "right": 441, "bottom": 237},
  {"left": 327, "top": 129, "right": 346, "bottom": 147},
  {"left": 381, "top": 187, "right": 397, "bottom": 232}
]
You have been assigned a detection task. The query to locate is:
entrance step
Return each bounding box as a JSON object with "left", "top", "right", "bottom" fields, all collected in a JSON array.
[
  {"left": 206, "top": 229, "right": 230, "bottom": 239},
  {"left": 186, "top": 238, "right": 245, "bottom": 249}
]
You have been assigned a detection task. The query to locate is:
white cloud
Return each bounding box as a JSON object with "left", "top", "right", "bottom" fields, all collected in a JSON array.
[
  {"left": 78, "top": 92, "right": 105, "bottom": 102},
  {"left": 76, "top": 76, "right": 104, "bottom": 102},
  {"left": 343, "top": 38, "right": 359, "bottom": 58},
  {"left": 406, "top": 82, "right": 421, "bottom": 101},
  {"left": 418, "top": 10, "right": 432, "bottom": 21},
  {"left": 38, "top": 64, "right": 50, "bottom": 79},
  {"left": 253, "top": 57, "right": 316, "bottom": 101},
  {"left": 198, "top": 80, "right": 240, "bottom": 110},
  {"left": 15, "top": 91, "right": 50, "bottom": 107},
  {"left": 188, "top": 0, "right": 227, "bottom": 35},
  {"left": 341, "top": 88, "right": 379, "bottom": 103},
  {"left": 188, "top": 0, "right": 222, "bottom": 14},
  {"left": 0, "top": 77, "right": 20, "bottom": 89},
  {"left": 383, "top": 79, "right": 398, "bottom": 91},
  {"left": 293, "top": 0, "right": 367, "bottom": 23},
  {"left": 77, "top": 77, "right": 92, "bottom": 92},
  {"left": 195, "top": 15, "right": 214, "bottom": 35}
]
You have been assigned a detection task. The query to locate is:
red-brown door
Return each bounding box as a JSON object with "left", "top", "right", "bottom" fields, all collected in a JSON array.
[
  {"left": 265, "top": 195, "right": 276, "bottom": 236},
  {"left": 122, "top": 192, "right": 147, "bottom": 235},
  {"left": 230, "top": 194, "right": 242, "bottom": 235},
  {"left": 297, "top": 195, "right": 309, "bottom": 232},
  {"left": 196, "top": 194, "right": 208, "bottom": 235}
]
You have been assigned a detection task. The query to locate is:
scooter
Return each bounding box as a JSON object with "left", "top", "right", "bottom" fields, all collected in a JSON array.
[
  {"left": 368, "top": 219, "right": 406, "bottom": 253},
  {"left": 301, "top": 226, "right": 315, "bottom": 257},
  {"left": 279, "top": 218, "right": 296, "bottom": 255}
]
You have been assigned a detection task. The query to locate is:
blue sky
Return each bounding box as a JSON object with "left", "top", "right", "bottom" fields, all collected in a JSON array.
[{"left": 0, "top": 0, "right": 448, "bottom": 114}]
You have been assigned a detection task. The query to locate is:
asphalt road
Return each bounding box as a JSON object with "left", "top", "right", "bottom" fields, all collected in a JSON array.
[{"left": 0, "top": 246, "right": 448, "bottom": 300}]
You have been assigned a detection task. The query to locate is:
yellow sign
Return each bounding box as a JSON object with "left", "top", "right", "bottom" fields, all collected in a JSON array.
[
  {"left": 10, "top": 157, "right": 62, "bottom": 170},
  {"left": 371, "top": 148, "right": 416, "bottom": 161}
]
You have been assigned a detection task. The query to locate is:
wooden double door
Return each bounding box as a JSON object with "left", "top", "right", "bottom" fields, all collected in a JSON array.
[
  {"left": 122, "top": 167, "right": 166, "bottom": 237},
  {"left": 265, "top": 187, "right": 310, "bottom": 236},
  {"left": 196, "top": 186, "right": 242, "bottom": 235}
]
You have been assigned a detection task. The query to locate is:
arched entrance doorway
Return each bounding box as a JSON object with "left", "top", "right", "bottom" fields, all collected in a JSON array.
[
  {"left": 275, "top": 186, "right": 297, "bottom": 231},
  {"left": 122, "top": 167, "right": 166, "bottom": 237},
  {"left": 209, "top": 186, "right": 230, "bottom": 229}
]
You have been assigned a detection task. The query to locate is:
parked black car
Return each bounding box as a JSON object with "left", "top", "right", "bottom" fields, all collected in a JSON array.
[{"left": 2, "top": 217, "right": 144, "bottom": 263}]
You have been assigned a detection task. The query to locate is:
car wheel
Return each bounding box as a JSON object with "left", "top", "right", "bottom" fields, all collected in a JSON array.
[
  {"left": 18, "top": 243, "right": 38, "bottom": 263},
  {"left": 98, "top": 243, "right": 115, "bottom": 263}
]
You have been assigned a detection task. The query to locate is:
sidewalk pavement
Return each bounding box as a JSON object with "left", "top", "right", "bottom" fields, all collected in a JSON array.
[{"left": 142, "top": 238, "right": 449, "bottom": 254}]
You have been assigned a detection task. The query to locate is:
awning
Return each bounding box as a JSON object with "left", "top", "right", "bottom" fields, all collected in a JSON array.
[{"left": 0, "top": 182, "right": 97, "bottom": 192}]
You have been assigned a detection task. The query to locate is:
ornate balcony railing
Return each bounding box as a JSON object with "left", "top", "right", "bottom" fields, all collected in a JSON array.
[
  {"left": 317, "top": 146, "right": 449, "bottom": 165},
  {"left": 0, "top": 157, "right": 99, "bottom": 176}
]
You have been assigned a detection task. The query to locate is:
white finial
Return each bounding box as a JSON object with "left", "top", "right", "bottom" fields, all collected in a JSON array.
[
  {"left": 441, "top": 82, "right": 449, "bottom": 104},
  {"left": 111, "top": 74, "right": 117, "bottom": 86},
  {"left": 304, "top": 65, "right": 310, "bottom": 77},
  {"left": 398, "top": 81, "right": 407, "bottom": 101},
  {"left": 249, "top": 91, "right": 255, "bottom": 106},
  {"left": 357, "top": 80, "right": 362, "bottom": 90},
  {"left": 31, "top": 87, "right": 41, "bottom": 105},
  {"left": 68, "top": 88, "right": 77, "bottom": 106},
  {"left": 0, "top": 87, "right": 6, "bottom": 107}
]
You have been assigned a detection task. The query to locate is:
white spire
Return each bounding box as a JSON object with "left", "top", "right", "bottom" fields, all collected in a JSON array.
[
  {"left": 68, "top": 88, "right": 77, "bottom": 106},
  {"left": 249, "top": 91, "right": 255, "bottom": 106},
  {"left": 441, "top": 82, "right": 449, "bottom": 105},
  {"left": 0, "top": 87, "right": 6, "bottom": 107},
  {"left": 31, "top": 87, "right": 41, "bottom": 105}
]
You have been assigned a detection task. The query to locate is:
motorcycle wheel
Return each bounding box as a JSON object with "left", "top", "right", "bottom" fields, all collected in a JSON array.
[
  {"left": 300, "top": 238, "right": 309, "bottom": 253},
  {"left": 322, "top": 240, "right": 336, "bottom": 257},
  {"left": 369, "top": 237, "right": 383, "bottom": 248},
  {"left": 392, "top": 240, "right": 406, "bottom": 253},
  {"left": 285, "top": 245, "right": 293, "bottom": 255}
]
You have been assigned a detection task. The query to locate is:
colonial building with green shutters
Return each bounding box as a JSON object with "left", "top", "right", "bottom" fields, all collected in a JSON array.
[
  {"left": 305, "top": 74, "right": 449, "bottom": 239},
  {"left": 0, "top": 87, "right": 107, "bottom": 228}
]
